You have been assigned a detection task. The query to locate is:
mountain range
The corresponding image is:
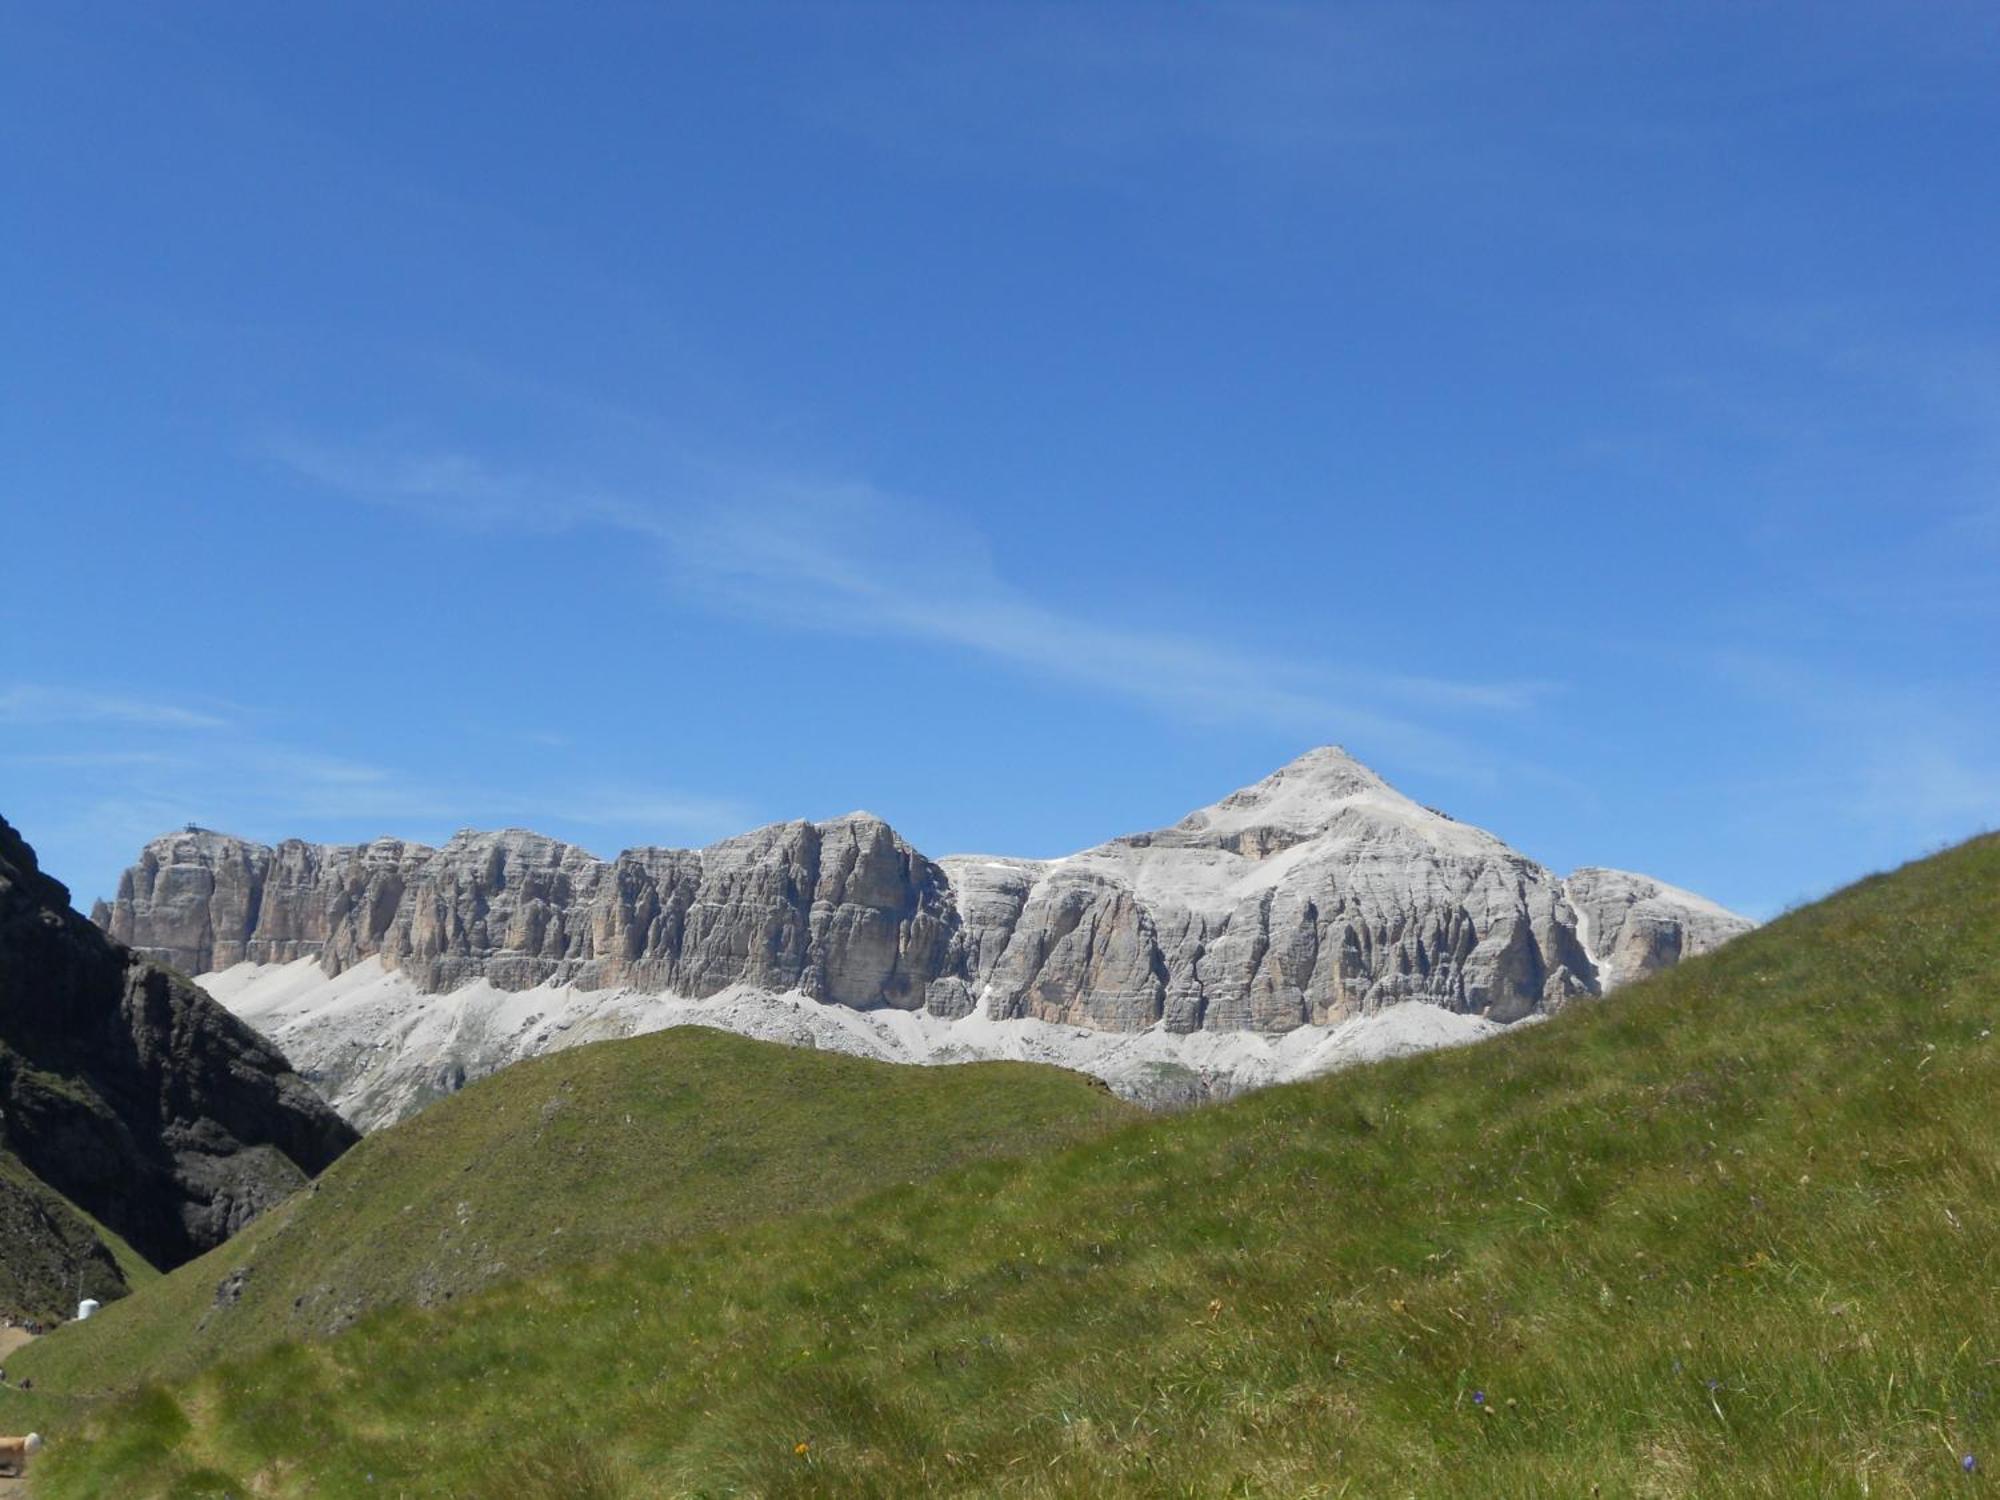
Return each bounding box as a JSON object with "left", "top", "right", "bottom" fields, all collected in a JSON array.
[{"left": 93, "top": 747, "right": 1751, "bottom": 1126}]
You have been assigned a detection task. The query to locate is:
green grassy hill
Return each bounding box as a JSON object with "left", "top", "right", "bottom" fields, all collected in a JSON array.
[
  {"left": 0, "top": 1027, "right": 1134, "bottom": 1405},
  {"left": 17, "top": 834, "right": 2000, "bottom": 1497},
  {"left": 0, "top": 1149, "right": 154, "bottom": 1324}
]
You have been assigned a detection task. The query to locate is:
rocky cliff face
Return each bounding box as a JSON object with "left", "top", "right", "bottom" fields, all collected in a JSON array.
[
  {"left": 96, "top": 749, "right": 1753, "bottom": 1123},
  {"left": 1562, "top": 866, "right": 1750, "bottom": 992},
  {"left": 2, "top": 814, "right": 357, "bottom": 1269},
  {"left": 100, "top": 749, "right": 1748, "bottom": 1030},
  {"left": 98, "top": 814, "right": 962, "bottom": 1011},
  {"left": 946, "top": 750, "right": 1608, "bottom": 1033}
]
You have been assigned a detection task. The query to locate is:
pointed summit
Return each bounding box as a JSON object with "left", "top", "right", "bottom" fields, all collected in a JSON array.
[{"left": 1173, "top": 745, "right": 1404, "bottom": 841}]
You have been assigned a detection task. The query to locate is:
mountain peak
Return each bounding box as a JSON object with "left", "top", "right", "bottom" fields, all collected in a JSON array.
[{"left": 1174, "top": 745, "right": 1400, "bottom": 840}]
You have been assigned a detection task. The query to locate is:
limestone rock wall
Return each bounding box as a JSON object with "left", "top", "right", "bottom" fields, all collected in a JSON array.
[
  {"left": 1562, "top": 866, "right": 1750, "bottom": 991},
  {"left": 94, "top": 749, "right": 1755, "bottom": 1043},
  {"left": 98, "top": 814, "right": 966, "bottom": 1013}
]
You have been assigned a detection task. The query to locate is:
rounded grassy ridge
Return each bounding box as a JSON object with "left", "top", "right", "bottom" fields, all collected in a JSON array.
[
  {"left": 18, "top": 833, "right": 2000, "bottom": 1497},
  {"left": 0, "top": 1026, "right": 1135, "bottom": 1402}
]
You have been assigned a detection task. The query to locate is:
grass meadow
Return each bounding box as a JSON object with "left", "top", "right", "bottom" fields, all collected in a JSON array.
[{"left": 12, "top": 835, "right": 1999, "bottom": 1497}]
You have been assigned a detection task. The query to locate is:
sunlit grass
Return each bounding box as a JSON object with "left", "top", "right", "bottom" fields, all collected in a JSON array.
[
  {"left": 21, "top": 834, "right": 2000, "bottom": 1496},
  {"left": 0, "top": 1028, "right": 1133, "bottom": 1401}
]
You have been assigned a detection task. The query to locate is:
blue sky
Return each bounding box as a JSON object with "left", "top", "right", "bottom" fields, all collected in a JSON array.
[{"left": 4, "top": 2, "right": 1996, "bottom": 918}]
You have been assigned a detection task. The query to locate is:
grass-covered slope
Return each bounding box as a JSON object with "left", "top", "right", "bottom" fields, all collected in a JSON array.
[
  {"left": 2, "top": 1027, "right": 1135, "bottom": 1401},
  {"left": 0, "top": 1148, "right": 154, "bottom": 1324},
  {"left": 25, "top": 835, "right": 2000, "bottom": 1498}
]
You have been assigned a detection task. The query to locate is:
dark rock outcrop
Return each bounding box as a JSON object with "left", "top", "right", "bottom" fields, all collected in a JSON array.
[
  {"left": 0, "top": 1148, "right": 132, "bottom": 1322},
  {"left": 1, "top": 814, "right": 357, "bottom": 1269}
]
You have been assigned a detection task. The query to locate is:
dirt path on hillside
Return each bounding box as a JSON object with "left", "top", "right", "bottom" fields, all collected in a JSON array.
[{"left": 0, "top": 1326, "right": 39, "bottom": 1497}]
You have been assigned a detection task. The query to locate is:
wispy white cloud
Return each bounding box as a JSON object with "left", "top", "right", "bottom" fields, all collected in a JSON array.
[
  {"left": 533, "top": 788, "right": 753, "bottom": 840},
  {"left": 673, "top": 482, "right": 1558, "bottom": 762},
  {"left": 268, "top": 436, "right": 664, "bottom": 537},
  {"left": 0, "top": 750, "right": 187, "bottom": 769},
  {"left": 1375, "top": 676, "right": 1560, "bottom": 713},
  {"left": 803, "top": 5, "right": 1455, "bottom": 171},
  {"left": 0, "top": 685, "right": 231, "bottom": 730},
  {"left": 7, "top": 680, "right": 753, "bottom": 903},
  {"left": 1711, "top": 649, "right": 2000, "bottom": 843},
  {"left": 66, "top": 739, "right": 746, "bottom": 845},
  {"left": 1857, "top": 742, "right": 2000, "bottom": 835},
  {"left": 514, "top": 728, "right": 575, "bottom": 750},
  {"left": 270, "top": 439, "right": 1556, "bottom": 776},
  {"left": 787, "top": 1, "right": 2000, "bottom": 258},
  {"left": 9, "top": 741, "right": 462, "bottom": 908}
]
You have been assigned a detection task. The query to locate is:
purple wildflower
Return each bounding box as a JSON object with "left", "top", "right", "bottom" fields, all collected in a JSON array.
[
  {"left": 1964, "top": 1454, "right": 1978, "bottom": 1474},
  {"left": 1472, "top": 1390, "right": 1486, "bottom": 1406}
]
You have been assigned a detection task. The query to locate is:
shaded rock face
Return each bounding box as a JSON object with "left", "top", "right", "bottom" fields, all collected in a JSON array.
[
  {"left": 96, "top": 749, "right": 1754, "bottom": 1050},
  {"left": 0, "top": 1150, "right": 134, "bottom": 1322},
  {"left": 1, "top": 815, "right": 357, "bottom": 1269}
]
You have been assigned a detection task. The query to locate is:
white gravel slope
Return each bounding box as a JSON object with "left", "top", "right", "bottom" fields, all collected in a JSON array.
[{"left": 201, "top": 957, "right": 1513, "bottom": 1131}]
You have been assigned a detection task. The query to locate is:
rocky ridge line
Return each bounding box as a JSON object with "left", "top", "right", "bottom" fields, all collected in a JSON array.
[{"left": 96, "top": 748, "right": 1751, "bottom": 1046}]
